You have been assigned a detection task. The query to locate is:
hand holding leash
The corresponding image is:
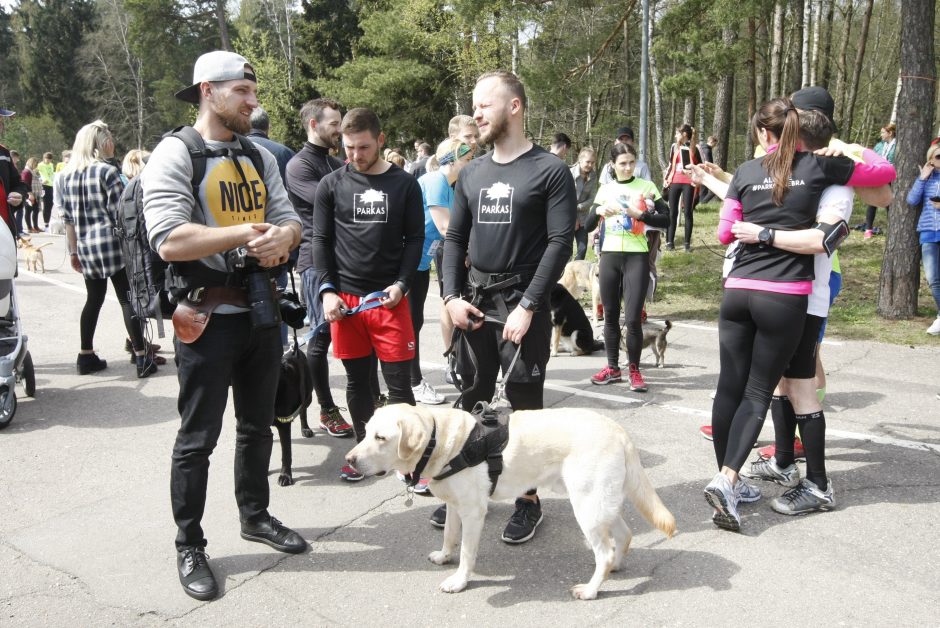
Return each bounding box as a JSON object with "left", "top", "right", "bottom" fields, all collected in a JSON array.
[{"left": 446, "top": 298, "right": 484, "bottom": 331}]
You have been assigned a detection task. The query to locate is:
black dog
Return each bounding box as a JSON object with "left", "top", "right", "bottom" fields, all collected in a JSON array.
[
  {"left": 549, "top": 284, "right": 604, "bottom": 356},
  {"left": 273, "top": 343, "right": 315, "bottom": 486}
]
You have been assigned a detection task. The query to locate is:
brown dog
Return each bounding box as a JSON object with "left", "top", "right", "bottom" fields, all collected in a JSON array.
[{"left": 20, "top": 239, "right": 52, "bottom": 273}]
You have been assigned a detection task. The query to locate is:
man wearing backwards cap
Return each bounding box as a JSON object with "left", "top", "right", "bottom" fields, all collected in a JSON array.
[
  {"left": 0, "top": 108, "right": 28, "bottom": 235},
  {"left": 142, "top": 50, "right": 304, "bottom": 601}
]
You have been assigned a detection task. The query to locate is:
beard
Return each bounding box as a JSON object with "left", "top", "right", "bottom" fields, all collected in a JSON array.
[
  {"left": 479, "top": 113, "right": 509, "bottom": 145},
  {"left": 316, "top": 127, "right": 340, "bottom": 150},
  {"left": 212, "top": 101, "right": 250, "bottom": 135},
  {"left": 350, "top": 151, "right": 379, "bottom": 173}
]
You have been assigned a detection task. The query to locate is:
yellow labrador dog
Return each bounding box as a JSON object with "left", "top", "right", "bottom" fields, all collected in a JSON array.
[{"left": 346, "top": 404, "right": 676, "bottom": 600}]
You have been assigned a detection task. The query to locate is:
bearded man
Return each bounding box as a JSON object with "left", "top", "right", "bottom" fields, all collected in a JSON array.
[{"left": 142, "top": 50, "right": 305, "bottom": 601}]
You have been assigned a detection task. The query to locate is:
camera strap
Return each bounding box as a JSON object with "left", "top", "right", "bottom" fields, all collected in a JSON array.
[{"left": 303, "top": 290, "right": 389, "bottom": 341}]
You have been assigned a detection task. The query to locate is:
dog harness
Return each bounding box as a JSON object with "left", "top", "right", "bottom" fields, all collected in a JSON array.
[{"left": 433, "top": 418, "right": 509, "bottom": 495}]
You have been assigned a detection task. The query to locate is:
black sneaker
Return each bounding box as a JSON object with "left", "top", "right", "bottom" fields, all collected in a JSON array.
[
  {"left": 501, "top": 497, "right": 543, "bottom": 544},
  {"left": 430, "top": 504, "right": 446, "bottom": 528},
  {"left": 177, "top": 546, "right": 218, "bottom": 601},
  {"left": 76, "top": 353, "right": 107, "bottom": 375},
  {"left": 136, "top": 355, "right": 158, "bottom": 378}
]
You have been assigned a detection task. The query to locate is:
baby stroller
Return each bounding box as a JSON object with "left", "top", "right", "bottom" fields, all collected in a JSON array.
[{"left": 0, "top": 223, "right": 35, "bottom": 429}]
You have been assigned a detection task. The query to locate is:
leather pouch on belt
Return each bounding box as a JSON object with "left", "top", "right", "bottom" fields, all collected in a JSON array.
[{"left": 172, "top": 287, "right": 248, "bottom": 344}]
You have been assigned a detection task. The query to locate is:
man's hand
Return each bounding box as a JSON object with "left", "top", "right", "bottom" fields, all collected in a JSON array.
[
  {"left": 731, "top": 221, "right": 762, "bottom": 244},
  {"left": 246, "top": 223, "right": 294, "bottom": 267},
  {"left": 7, "top": 192, "right": 22, "bottom": 206},
  {"left": 322, "top": 292, "right": 348, "bottom": 322},
  {"left": 381, "top": 283, "right": 404, "bottom": 308},
  {"left": 503, "top": 305, "right": 533, "bottom": 344},
  {"left": 445, "top": 298, "right": 484, "bottom": 331}
]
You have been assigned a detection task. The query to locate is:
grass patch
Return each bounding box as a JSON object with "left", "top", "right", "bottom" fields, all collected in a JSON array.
[{"left": 644, "top": 202, "right": 940, "bottom": 346}]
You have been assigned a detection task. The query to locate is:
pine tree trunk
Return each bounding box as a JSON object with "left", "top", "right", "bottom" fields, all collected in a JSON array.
[
  {"left": 810, "top": 0, "right": 821, "bottom": 84},
  {"left": 817, "top": 0, "right": 834, "bottom": 87},
  {"left": 835, "top": 0, "right": 853, "bottom": 121},
  {"left": 787, "top": 0, "right": 804, "bottom": 95},
  {"left": 746, "top": 17, "right": 757, "bottom": 159},
  {"left": 801, "top": 0, "right": 811, "bottom": 87},
  {"left": 878, "top": 0, "right": 936, "bottom": 319},
  {"left": 698, "top": 88, "right": 706, "bottom": 139},
  {"left": 770, "top": 2, "right": 785, "bottom": 98},
  {"left": 756, "top": 18, "right": 768, "bottom": 103},
  {"left": 216, "top": 0, "right": 231, "bottom": 50},
  {"left": 842, "top": 0, "right": 874, "bottom": 140},
  {"left": 683, "top": 97, "right": 694, "bottom": 126},
  {"left": 712, "top": 27, "right": 736, "bottom": 170}
]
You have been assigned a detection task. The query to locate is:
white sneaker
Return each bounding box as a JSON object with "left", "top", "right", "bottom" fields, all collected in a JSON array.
[
  {"left": 412, "top": 381, "right": 446, "bottom": 405},
  {"left": 704, "top": 472, "right": 741, "bottom": 532},
  {"left": 927, "top": 316, "right": 940, "bottom": 336}
]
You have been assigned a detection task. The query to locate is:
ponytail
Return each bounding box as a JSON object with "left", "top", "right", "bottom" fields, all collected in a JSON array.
[{"left": 757, "top": 98, "right": 800, "bottom": 206}]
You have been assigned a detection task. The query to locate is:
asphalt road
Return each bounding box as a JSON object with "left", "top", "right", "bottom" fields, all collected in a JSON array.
[{"left": 2, "top": 233, "right": 939, "bottom": 627}]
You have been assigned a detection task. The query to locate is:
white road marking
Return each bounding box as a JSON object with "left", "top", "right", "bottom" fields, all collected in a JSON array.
[{"left": 21, "top": 269, "right": 119, "bottom": 302}]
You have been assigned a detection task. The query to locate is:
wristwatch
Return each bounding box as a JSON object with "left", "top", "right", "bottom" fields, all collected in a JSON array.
[
  {"left": 758, "top": 227, "right": 775, "bottom": 247},
  {"left": 518, "top": 296, "right": 537, "bottom": 312}
]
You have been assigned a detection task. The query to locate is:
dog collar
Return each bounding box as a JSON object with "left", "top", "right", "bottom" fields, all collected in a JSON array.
[{"left": 405, "top": 422, "right": 436, "bottom": 488}]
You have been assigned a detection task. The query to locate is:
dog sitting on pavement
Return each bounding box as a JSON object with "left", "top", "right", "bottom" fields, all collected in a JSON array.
[
  {"left": 558, "top": 260, "right": 603, "bottom": 325},
  {"left": 19, "top": 238, "right": 52, "bottom": 273},
  {"left": 621, "top": 320, "right": 672, "bottom": 368},
  {"left": 550, "top": 283, "right": 603, "bottom": 356}
]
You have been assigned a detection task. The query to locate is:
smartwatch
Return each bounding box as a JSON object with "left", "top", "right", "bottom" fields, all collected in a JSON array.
[
  {"left": 758, "top": 227, "right": 775, "bottom": 247},
  {"left": 518, "top": 296, "right": 537, "bottom": 312}
]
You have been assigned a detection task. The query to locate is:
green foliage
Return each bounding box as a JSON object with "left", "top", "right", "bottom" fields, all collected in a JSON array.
[
  {"left": 234, "top": 31, "right": 300, "bottom": 148},
  {"left": 294, "top": 0, "right": 361, "bottom": 100},
  {"left": 0, "top": 114, "right": 69, "bottom": 160},
  {"left": 15, "top": 0, "right": 97, "bottom": 138}
]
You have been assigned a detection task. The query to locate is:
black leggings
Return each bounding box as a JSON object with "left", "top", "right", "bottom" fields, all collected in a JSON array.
[
  {"left": 408, "top": 269, "right": 431, "bottom": 386},
  {"left": 81, "top": 270, "right": 146, "bottom": 353},
  {"left": 864, "top": 205, "right": 886, "bottom": 231},
  {"left": 599, "top": 252, "right": 649, "bottom": 368},
  {"left": 711, "top": 289, "right": 807, "bottom": 472},
  {"left": 667, "top": 183, "right": 695, "bottom": 246},
  {"left": 42, "top": 186, "right": 53, "bottom": 226},
  {"left": 341, "top": 356, "right": 415, "bottom": 441}
]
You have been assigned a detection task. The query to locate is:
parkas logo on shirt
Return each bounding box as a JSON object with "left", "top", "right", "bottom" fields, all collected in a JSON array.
[
  {"left": 478, "top": 181, "right": 513, "bottom": 224},
  {"left": 354, "top": 188, "right": 388, "bottom": 222}
]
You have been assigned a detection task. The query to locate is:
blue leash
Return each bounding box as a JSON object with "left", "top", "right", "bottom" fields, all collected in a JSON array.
[{"left": 303, "top": 291, "right": 389, "bottom": 343}]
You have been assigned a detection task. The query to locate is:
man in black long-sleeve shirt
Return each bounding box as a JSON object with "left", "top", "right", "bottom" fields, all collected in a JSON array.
[
  {"left": 285, "top": 98, "right": 356, "bottom": 444},
  {"left": 311, "top": 108, "right": 423, "bottom": 446},
  {"left": 442, "top": 71, "right": 576, "bottom": 545}
]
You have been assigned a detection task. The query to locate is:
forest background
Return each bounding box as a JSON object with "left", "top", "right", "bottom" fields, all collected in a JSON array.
[{"left": 0, "top": 0, "right": 938, "bottom": 319}]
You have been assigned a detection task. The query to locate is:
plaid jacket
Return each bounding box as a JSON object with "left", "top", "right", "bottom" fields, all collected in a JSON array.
[{"left": 58, "top": 161, "right": 126, "bottom": 279}]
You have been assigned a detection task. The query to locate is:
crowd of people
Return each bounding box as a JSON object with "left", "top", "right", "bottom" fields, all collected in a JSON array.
[{"left": 3, "top": 48, "right": 938, "bottom": 602}]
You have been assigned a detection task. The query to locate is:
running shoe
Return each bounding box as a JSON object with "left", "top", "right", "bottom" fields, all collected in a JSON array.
[
  {"left": 771, "top": 478, "right": 835, "bottom": 515},
  {"left": 699, "top": 425, "right": 714, "bottom": 440},
  {"left": 927, "top": 316, "right": 940, "bottom": 336},
  {"left": 340, "top": 464, "right": 364, "bottom": 482},
  {"left": 501, "top": 497, "right": 543, "bottom": 544},
  {"left": 734, "top": 478, "right": 762, "bottom": 504},
  {"left": 374, "top": 393, "right": 389, "bottom": 409},
  {"left": 430, "top": 504, "right": 447, "bottom": 528},
  {"left": 863, "top": 229, "right": 874, "bottom": 240},
  {"left": 741, "top": 456, "right": 801, "bottom": 488},
  {"left": 628, "top": 364, "right": 647, "bottom": 392},
  {"left": 591, "top": 365, "right": 622, "bottom": 385},
  {"left": 412, "top": 380, "right": 446, "bottom": 405},
  {"left": 704, "top": 472, "right": 740, "bottom": 532},
  {"left": 320, "top": 407, "right": 354, "bottom": 437},
  {"left": 757, "top": 438, "right": 805, "bottom": 462}
]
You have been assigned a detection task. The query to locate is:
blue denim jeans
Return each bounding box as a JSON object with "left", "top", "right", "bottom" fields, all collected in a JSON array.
[
  {"left": 171, "top": 312, "right": 281, "bottom": 549},
  {"left": 922, "top": 241, "right": 940, "bottom": 312}
]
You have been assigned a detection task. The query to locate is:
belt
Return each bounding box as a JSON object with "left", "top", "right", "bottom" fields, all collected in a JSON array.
[{"left": 189, "top": 286, "right": 249, "bottom": 308}]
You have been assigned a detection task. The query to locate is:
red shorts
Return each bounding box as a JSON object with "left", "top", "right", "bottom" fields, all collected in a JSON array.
[{"left": 331, "top": 292, "right": 416, "bottom": 362}]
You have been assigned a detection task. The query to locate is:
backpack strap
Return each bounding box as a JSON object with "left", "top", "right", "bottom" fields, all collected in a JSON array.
[{"left": 166, "top": 126, "right": 209, "bottom": 202}]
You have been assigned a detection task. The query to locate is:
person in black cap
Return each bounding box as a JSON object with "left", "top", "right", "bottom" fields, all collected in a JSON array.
[
  {"left": 0, "top": 109, "right": 27, "bottom": 235},
  {"left": 600, "top": 126, "right": 652, "bottom": 183},
  {"left": 142, "top": 50, "right": 305, "bottom": 601}
]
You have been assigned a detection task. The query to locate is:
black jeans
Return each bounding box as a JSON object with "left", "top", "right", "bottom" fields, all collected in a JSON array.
[
  {"left": 711, "top": 289, "right": 807, "bottom": 473},
  {"left": 408, "top": 269, "right": 431, "bottom": 386},
  {"left": 573, "top": 223, "right": 588, "bottom": 260},
  {"left": 41, "top": 186, "right": 53, "bottom": 226},
  {"left": 25, "top": 203, "right": 40, "bottom": 231},
  {"left": 301, "top": 268, "right": 337, "bottom": 411},
  {"left": 81, "top": 269, "right": 145, "bottom": 352},
  {"left": 171, "top": 313, "right": 281, "bottom": 549}
]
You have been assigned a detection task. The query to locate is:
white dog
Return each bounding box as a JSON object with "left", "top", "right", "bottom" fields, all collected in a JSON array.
[{"left": 346, "top": 404, "right": 676, "bottom": 600}]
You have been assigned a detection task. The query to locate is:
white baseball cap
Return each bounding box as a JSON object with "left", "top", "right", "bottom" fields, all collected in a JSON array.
[{"left": 175, "top": 51, "right": 256, "bottom": 104}]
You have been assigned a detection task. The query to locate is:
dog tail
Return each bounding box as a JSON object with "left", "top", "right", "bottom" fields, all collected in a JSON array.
[
  {"left": 34, "top": 243, "right": 53, "bottom": 251},
  {"left": 622, "top": 439, "right": 676, "bottom": 538}
]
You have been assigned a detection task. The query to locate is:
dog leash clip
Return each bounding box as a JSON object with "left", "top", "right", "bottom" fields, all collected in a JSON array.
[{"left": 404, "top": 486, "right": 415, "bottom": 508}]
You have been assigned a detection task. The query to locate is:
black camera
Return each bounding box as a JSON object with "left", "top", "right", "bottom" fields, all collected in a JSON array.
[
  {"left": 277, "top": 289, "right": 307, "bottom": 329},
  {"left": 227, "top": 247, "right": 281, "bottom": 330}
]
